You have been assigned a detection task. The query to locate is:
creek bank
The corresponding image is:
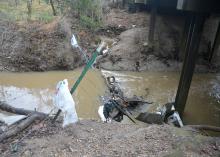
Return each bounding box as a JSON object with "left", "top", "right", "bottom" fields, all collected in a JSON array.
[
  {"left": 96, "top": 9, "right": 216, "bottom": 72},
  {"left": 0, "top": 18, "right": 84, "bottom": 72},
  {"left": 0, "top": 9, "right": 218, "bottom": 72},
  {"left": 0, "top": 119, "right": 220, "bottom": 157}
]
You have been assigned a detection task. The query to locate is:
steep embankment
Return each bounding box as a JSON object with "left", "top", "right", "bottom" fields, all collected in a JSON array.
[{"left": 0, "top": 17, "right": 83, "bottom": 72}]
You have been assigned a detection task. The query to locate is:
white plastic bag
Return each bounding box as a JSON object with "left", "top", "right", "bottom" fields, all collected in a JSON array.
[
  {"left": 98, "top": 105, "right": 106, "bottom": 122},
  {"left": 167, "top": 111, "right": 184, "bottom": 127},
  {"left": 71, "top": 34, "right": 89, "bottom": 63},
  {"left": 54, "top": 79, "right": 78, "bottom": 127},
  {"left": 71, "top": 34, "right": 79, "bottom": 48},
  {"left": 98, "top": 105, "right": 112, "bottom": 123}
]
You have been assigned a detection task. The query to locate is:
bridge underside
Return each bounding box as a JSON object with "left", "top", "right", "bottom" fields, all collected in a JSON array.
[{"left": 147, "top": 0, "right": 220, "bottom": 117}]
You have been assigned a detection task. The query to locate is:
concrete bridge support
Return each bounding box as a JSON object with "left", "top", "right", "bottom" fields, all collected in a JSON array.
[{"left": 175, "top": 13, "right": 206, "bottom": 117}]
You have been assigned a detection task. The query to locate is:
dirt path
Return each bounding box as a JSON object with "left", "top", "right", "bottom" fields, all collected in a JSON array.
[{"left": 0, "top": 120, "right": 219, "bottom": 157}]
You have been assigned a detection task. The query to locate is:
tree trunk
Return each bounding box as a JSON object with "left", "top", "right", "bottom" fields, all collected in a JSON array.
[
  {"left": 15, "top": 0, "right": 19, "bottom": 7},
  {"left": 27, "top": 0, "right": 32, "bottom": 20},
  {"left": 49, "top": 0, "right": 57, "bottom": 16}
]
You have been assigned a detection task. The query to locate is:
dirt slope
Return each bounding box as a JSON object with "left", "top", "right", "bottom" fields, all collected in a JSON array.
[
  {"left": 0, "top": 8, "right": 216, "bottom": 72},
  {"left": 1, "top": 120, "right": 220, "bottom": 157},
  {"left": 97, "top": 9, "right": 212, "bottom": 72},
  {"left": 0, "top": 17, "right": 83, "bottom": 72}
]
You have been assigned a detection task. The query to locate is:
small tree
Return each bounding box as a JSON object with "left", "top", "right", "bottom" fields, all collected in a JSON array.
[
  {"left": 27, "top": 0, "right": 32, "bottom": 20},
  {"left": 72, "top": 0, "right": 103, "bottom": 29},
  {"left": 49, "top": 0, "right": 57, "bottom": 16},
  {"left": 42, "top": 0, "right": 103, "bottom": 29},
  {"left": 15, "top": 0, "right": 19, "bottom": 7}
]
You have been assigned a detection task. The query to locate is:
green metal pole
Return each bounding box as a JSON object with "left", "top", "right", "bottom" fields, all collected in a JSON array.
[
  {"left": 53, "top": 42, "right": 106, "bottom": 122},
  {"left": 70, "top": 50, "right": 99, "bottom": 94}
]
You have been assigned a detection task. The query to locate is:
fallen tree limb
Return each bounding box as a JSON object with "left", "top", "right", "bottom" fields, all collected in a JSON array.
[
  {"left": 0, "top": 101, "right": 47, "bottom": 117},
  {"left": 0, "top": 113, "right": 46, "bottom": 142},
  {"left": 188, "top": 125, "right": 220, "bottom": 132},
  {"left": 0, "top": 101, "right": 48, "bottom": 142}
]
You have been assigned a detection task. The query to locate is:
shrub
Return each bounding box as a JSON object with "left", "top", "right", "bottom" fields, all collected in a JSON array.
[{"left": 59, "top": 0, "right": 103, "bottom": 30}]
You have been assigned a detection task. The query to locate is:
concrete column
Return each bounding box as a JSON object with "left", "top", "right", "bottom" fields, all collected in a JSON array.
[
  {"left": 175, "top": 13, "right": 206, "bottom": 117},
  {"left": 209, "top": 21, "right": 220, "bottom": 62}
]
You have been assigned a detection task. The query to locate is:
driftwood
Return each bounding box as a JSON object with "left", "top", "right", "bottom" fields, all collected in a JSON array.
[
  {"left": 188, "top": 125, "right": 220, "bottom": 132},
  {"left": 0, "top": 114, "right": 46, "bottom": 142},
  {"left": 0, "top": 101, "right": 47, "bottom": 142},
  {"left": 0, "top": 101, "right": 46, "bottom": 117}
]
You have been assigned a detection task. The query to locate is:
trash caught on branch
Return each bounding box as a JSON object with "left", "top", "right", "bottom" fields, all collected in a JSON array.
[{"left": 54, "top": 79, "right": 78, "bottom": 127}]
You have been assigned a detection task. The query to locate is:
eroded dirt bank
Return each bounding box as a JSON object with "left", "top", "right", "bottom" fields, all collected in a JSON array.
[
  {"left": 0, "top": 9, "right": 218, "bottom": 72},
  {"left": 0, "top": 17, "right": 85, "bottom": 72},
  {"left": 97, "top": 9, "right": 218, "bottom": 72},
  {"left": 0, "top": 120, "right": 220, "bottom": 157}
]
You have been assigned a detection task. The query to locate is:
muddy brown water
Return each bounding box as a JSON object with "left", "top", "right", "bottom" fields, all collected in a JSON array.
[{"left": 0, "top": 69, "right": 220, "bottom": 129}]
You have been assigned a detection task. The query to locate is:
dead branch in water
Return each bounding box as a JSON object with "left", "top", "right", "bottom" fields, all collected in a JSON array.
[
  {"left": 0, "top": 113, "right": 46, "bottom": 142},
  {"left": 0, "top": 101, "right": 47, "bottom": 117},
  {"left": 188, "top": 125, "right": 220, "bottom": 132},
  {"left": 0, "top": 101, "right": 48, "bottom": 142}
]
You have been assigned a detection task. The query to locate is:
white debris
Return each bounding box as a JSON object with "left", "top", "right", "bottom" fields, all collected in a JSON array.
[
  {"left": 98, "top": 105, "right": 106, "bottom": 122},
  {"left": 167, "top": 111, "right": 184, "bottom": 127},
  {"left": 210, "top": 81, "right": 220, "bottom": 101},
  {"left": 54, "top": 79, "right": 78, "bottom": 127},
  {"left": 112, "top": 41, "right": 117, "bottom": 46},
  {"left": 71, "top": 34, "right": 79, "bottom": 48},
  {"left": 102, "top": 45, "right": 109, "bottom": 55},
  {"left": 98, "top": 105, "right": 112, "bottom": 123}
]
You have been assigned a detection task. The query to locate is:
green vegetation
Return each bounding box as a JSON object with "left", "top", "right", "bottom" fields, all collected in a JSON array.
[
  {"left": 0, "top": 0, "right": 103, "bottom": 29},
  {"left": 62, "top": 0, "right": 103, "bottom": 29},
  {"left": 80, "top": 15, "right": 102, "bottom": 30},
  {"left": 0, "top": 0, "right": 54, "bottom": 22}
]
